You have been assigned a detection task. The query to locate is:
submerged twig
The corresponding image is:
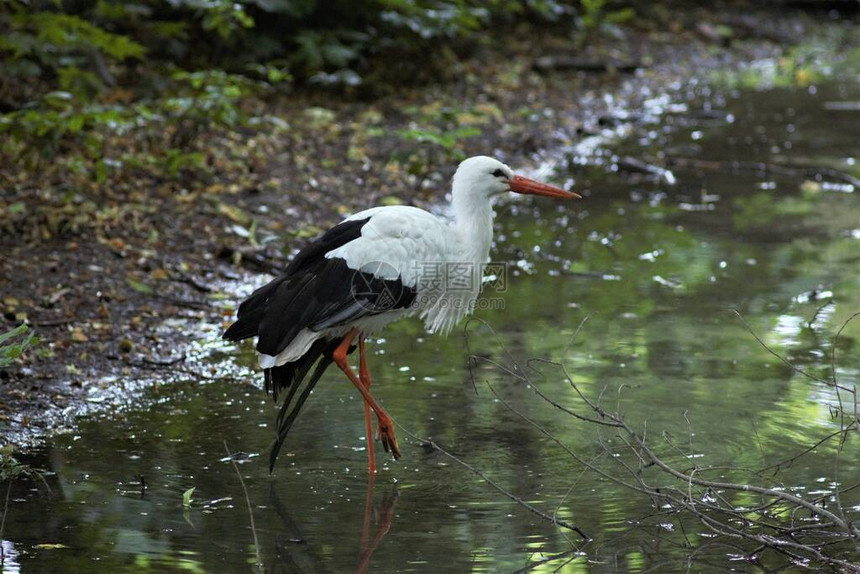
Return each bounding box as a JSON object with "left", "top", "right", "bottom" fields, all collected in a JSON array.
[
  {"left": 224, "top": 442, "right": 262, "bottom": 571},
  {"left": 831, "top": 311, "right": 860, "bottom": 439},
  {"left": 651, "top": 155, "right": 860, "bottom": 187},
  {"left": 389, "top": 417, "right": 590, "bottom": 541},
  {"left": 732, "top": 310, "right": 831, "bottom": 387}
]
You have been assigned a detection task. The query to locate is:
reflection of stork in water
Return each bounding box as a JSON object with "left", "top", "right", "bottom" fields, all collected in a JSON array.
[
  {"left": 223, "top": 156, "right": 580, "bottom": 473},
  {"left": 265, "top": 480, "right": 398, "bottom": 573},
  {"left": 357, "top": 480, "right": 399, "bottom": 574}
]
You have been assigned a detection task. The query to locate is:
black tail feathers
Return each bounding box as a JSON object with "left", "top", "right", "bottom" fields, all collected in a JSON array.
[
  {"left": 223, "top": 279, "right": 284, "bottom": 342},
  {"left": 266, "top": 339, "right": 356, "bottom": 473}
]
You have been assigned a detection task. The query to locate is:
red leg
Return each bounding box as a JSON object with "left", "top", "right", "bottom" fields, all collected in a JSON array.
[
  {"left": 333, "top": 330, "right": 401, "bottom": 461},
  {"left": 356, "top": 480, "right": 398, "bottom": 574},
  {"left": 358, "top": 337, "right": 375, "bottom": 474},
  {"left": 360, "top": 474, "right": 374, "bottom": 558}
]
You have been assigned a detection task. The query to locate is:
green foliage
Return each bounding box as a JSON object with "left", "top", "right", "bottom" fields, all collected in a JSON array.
[
  {"left": 245, "top": 62, "right": 292, "bottom": 84},
  {"left": 1, "top": 0, "right": 572, "bottom": 99},
  {"left": 181, "top": 0, "right": 255, "bottom": 41},
  {"left": 0, "top": 4, "right": 146, "bottom": 101},
  {"left": 292, "top": 29, "right": 366, "bottom": 83},
  {"left": 378, "top": 0, "right": 490, "bottom": 39},
  {"left": 22, "top": 12, "right": 146, "bottom": 60},
  {"left": 0, "top": 323, "right": 38, "bottom": 369},
  {"left": 578, "top": 0, "right": 635, "bottom": 34},
  {"left": 398, "top": 126, "right": 481, "bottom": 160},
  {"left": 0, "top": 1, "right": 580, "bottom": 186},
  {"left": 1, "top": 452, "right": 35, "bottom": 482},
  {"left": 0, "top": 64, "right": 279, "bottom": 180},
  {"left": 0, "top": 98, "right": 126, "bottom": 162},
  {"left": 166, "top": 70, "right": 254, "bottom": 128}
]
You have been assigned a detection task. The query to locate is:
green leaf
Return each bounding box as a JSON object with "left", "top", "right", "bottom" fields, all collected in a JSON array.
[
  {"left": 126, "top": 277, "right": 154, "bottom": 294},
  {"left": 182, "top": 487, "right": 195, "bottom": 507},
  {"left": 605, "top": 7, "right": 636, "bottom": 25},
  {"left": 0, "top": 323, "right": 29, "bottom": 345},
  {"left": 5, "top": 201, "right": 26, "bottom": 215},
  {"left": 0, "top": 323, "right": 38, "bottom": 369}
]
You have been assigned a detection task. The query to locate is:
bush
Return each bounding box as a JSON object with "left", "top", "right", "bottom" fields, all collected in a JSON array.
[{"left": 0, "top": 1, "right": 615, "bottom": 183}]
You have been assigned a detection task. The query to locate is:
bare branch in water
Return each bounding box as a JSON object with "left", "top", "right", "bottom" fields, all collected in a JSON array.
[
  {"left": 389, "top": 415, "right": 590, "bottom": 542},
  {"left": 460, "top": 313, "right": 860, "bottom": 571}
]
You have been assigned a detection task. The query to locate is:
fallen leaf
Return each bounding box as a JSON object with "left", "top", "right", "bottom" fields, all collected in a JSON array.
[
  {"left": 70, "top": 329, "right": 89, "bottom": 343},
  {"left": 35, "top": 543, "right": 71, "bottom": 550},
  {"left": 48, "top": 287, "right": 71, "bottom": 305},
  {"left": 150, "top": 268, "right": 169, "bottom": 280},
  {"left": 107, "top": 238, "right": 126, "bottom": 252},
  {"left": 217, "top": 203, "right": 250, "bottom": 224}
]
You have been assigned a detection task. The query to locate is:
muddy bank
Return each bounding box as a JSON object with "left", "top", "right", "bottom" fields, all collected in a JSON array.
[{"left": 0, "top": 6, "right": 856, "bottom": 448}]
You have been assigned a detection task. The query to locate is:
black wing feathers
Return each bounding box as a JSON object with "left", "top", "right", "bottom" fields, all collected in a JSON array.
[
  {"left": 310, "top": 270, "right": 417, "bottom": 331},
  {"left": 222, "top": 217, "right": 369, "bottom": 344},
  {"left": 256, "top": 272, "right": 318, "bottom": 356},
  {"left": 224, "top": 214, "right": 418, "bottom": 358},
  {"left": 283, "top": 217, "right": 370, "bottom": 275}
]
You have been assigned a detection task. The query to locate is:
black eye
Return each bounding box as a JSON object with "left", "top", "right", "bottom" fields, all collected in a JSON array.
[{"left": 492, "top": 168, "right": 505, "bottom": 178}]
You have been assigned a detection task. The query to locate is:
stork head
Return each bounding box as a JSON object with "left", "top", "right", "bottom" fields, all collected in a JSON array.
[{"left": 452, "top": 156, "right": 581, "bottom": 204}]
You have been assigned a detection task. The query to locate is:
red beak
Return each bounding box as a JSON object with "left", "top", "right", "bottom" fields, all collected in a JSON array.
[{"left": 509, "top": 175, "right": 582, "bottom": 199}]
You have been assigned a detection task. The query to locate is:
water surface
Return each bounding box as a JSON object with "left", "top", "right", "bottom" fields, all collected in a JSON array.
[{"left": 3, "top": 75, "right": 860, "bottom": 572}]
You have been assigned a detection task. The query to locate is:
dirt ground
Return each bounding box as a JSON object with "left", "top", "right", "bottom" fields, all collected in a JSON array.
[{"left": 0, "top": 5, "right": 851, "bottom": 447}]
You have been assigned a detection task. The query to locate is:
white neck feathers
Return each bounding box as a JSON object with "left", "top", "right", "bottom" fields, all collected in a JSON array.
[{"left": 451, "top": 178, "right": 494, "bottom": 264}]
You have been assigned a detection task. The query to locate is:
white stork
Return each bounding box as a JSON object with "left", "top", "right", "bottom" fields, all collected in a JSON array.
[{"left": 224, "top": 156, "right": 581, "bottom": 473}]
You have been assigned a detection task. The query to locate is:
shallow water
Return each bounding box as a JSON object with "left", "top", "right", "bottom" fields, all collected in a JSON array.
[{"left": 4, "top": 75, "right": 860, "bottom": 572}]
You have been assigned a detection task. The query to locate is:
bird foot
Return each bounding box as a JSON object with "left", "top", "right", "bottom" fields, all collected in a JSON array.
[{"left": 376, "top": 417, "right": 401, "bottom": 459}]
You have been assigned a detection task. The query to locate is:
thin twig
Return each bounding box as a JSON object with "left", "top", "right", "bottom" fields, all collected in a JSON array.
[
  {"left": 759, "top": 428, "right": 843, "bottom": 474},
  {"left": 389, "top": 416, "right": 589, "bottom": 541},
  {"left": 525, "top": 359, "right": 622, "bottom": 428},
  {"left": 807, "top": 300, "right": 833, "bottom": 329},
  {"left": 733, "top": 310, "right": 830, "bottom": 386},
  {"left": 484, "top": 382, "right": 648, "bottom": 495},
  {"left": 224, "top": 442, "right": 262, "bottom": 570},
  {"left": 831, "top": 311, "right": 860, "bottom": 436}
]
